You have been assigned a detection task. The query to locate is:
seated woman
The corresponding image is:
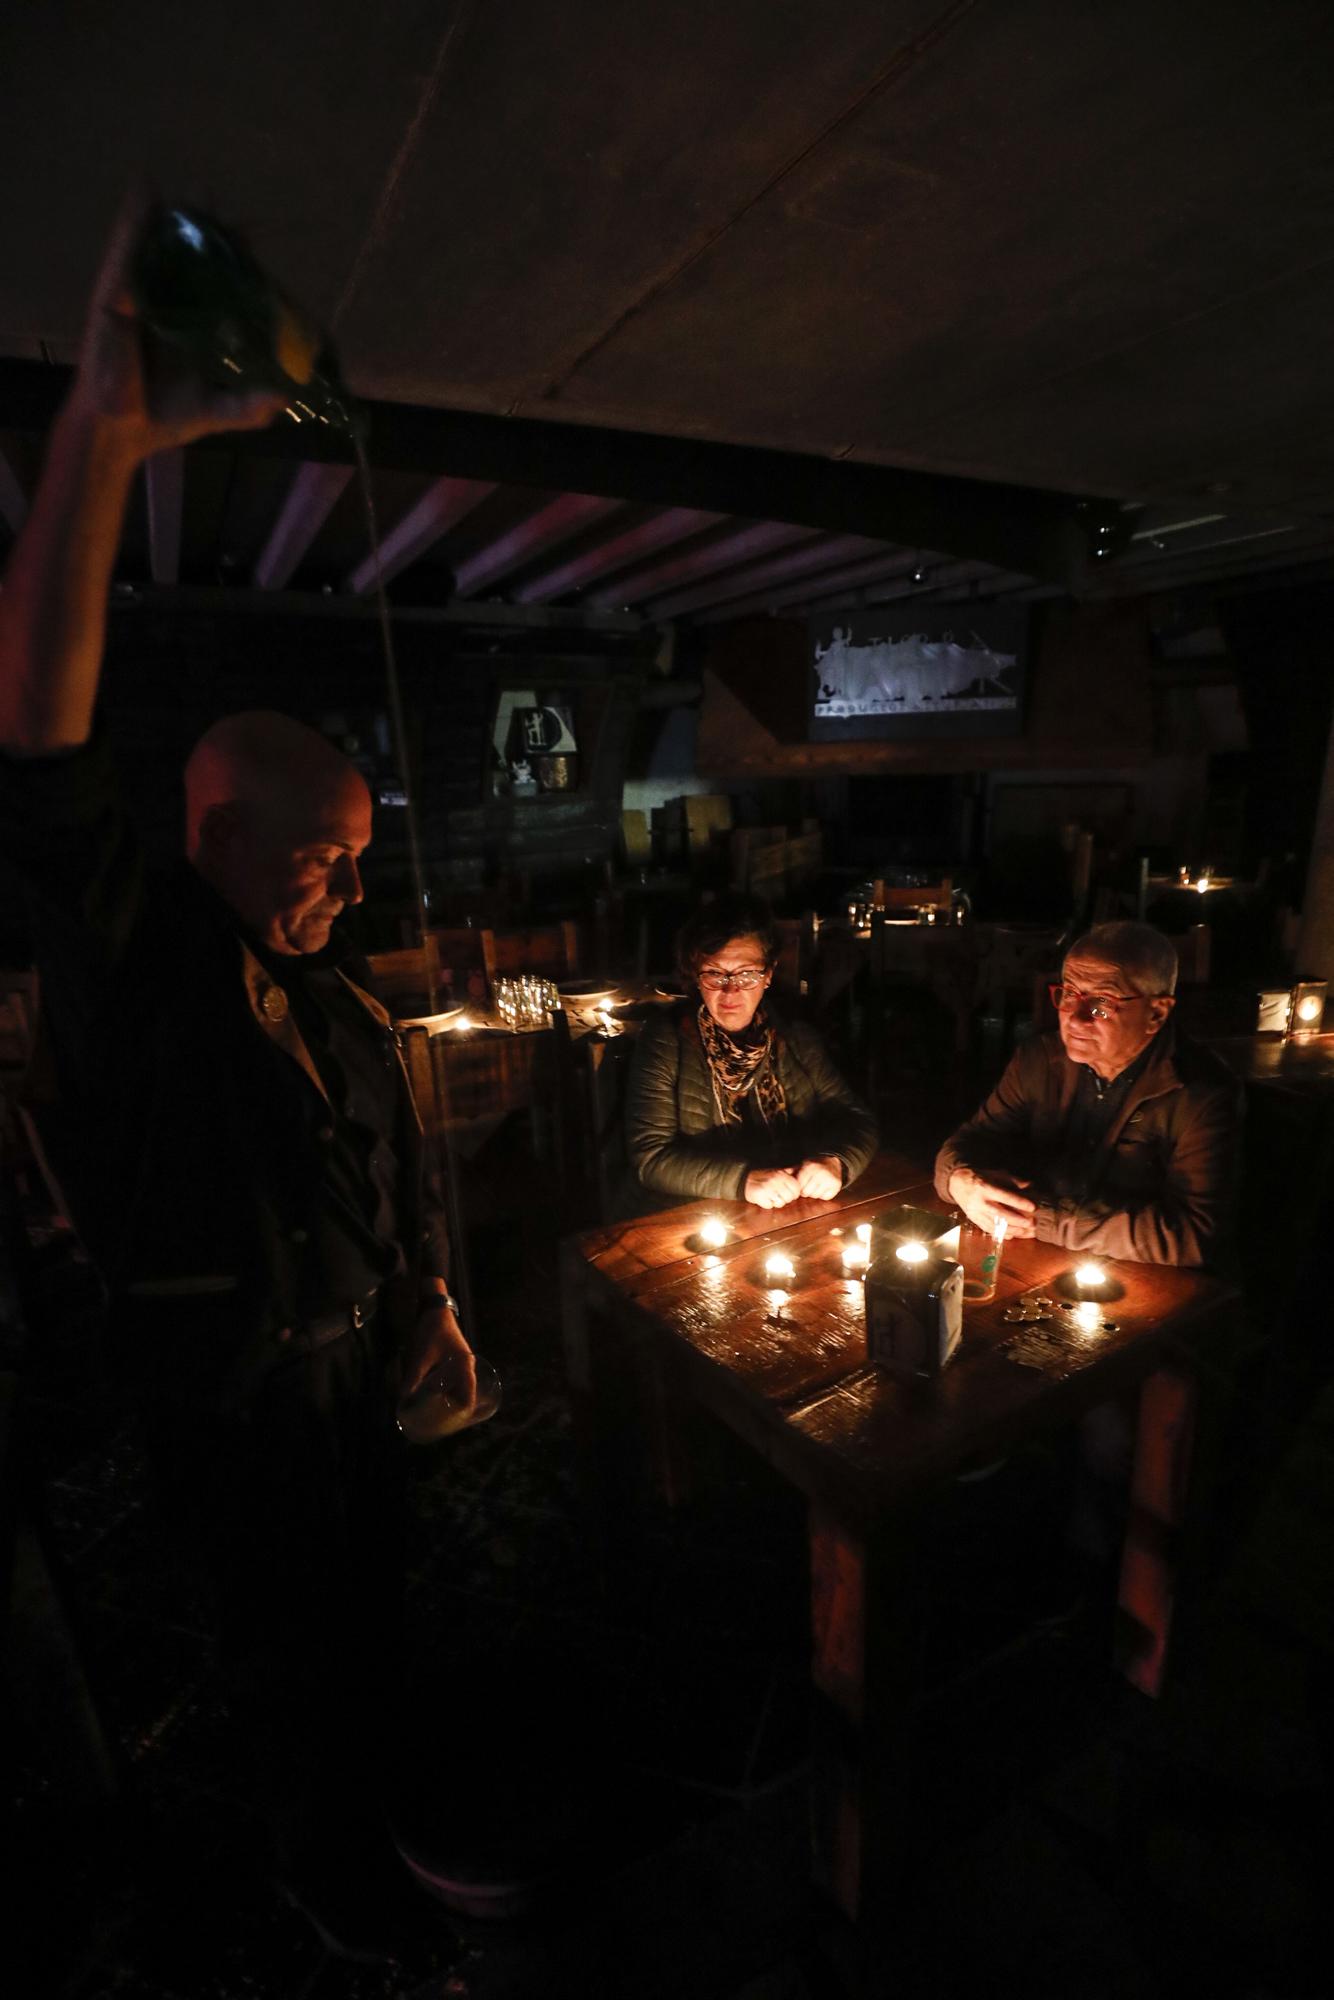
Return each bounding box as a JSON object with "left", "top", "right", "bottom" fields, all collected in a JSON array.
[{"left": 626, "top": 893, "right": 878, "bottom": 1208}]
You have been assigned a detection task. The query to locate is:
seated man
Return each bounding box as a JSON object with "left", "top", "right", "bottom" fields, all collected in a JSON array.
[{"left": 935, "top": 921, "right": 1242, "bottom": 1267}]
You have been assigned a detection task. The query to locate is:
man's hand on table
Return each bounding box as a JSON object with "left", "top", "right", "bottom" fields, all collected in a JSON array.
[
  {"left": 743, "top": 1167, "right": 802, "bottom": 1209},
  {"left": 795, "top": 1156, "right": 843, "bottom": 1201},
  {"left": 402, "top": 1298, "right": 477, "bottom": 1407},
  {"left": 947, "top": 1167, "right": 1037, "bottom": 1238}
]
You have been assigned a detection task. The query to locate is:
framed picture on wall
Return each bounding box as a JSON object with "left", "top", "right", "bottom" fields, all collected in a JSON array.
[{"left": 809, "top": 606, "right": 1029, "bottom": 742}]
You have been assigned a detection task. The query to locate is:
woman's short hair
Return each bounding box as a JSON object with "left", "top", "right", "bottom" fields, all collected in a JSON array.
[
  {"left": 676, "top": 893, "right": 780, "bottom": 985},
  {"left": 1064, "top": 920, "right": 1179, "bottom": 997}
]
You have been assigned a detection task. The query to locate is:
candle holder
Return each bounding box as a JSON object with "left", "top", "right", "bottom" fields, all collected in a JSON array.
[
  {"left": 761, "top": 1250, "right": 796, "bottom": 1291},
  {"left": 864, "top": 1237, "right": 963, "bottom": 1378},
  {"left": 1256, "top": 987, "right": 1293, "bottom": 1035},
  {"left": 1287, "top": 979, "right": 1327, "bottom": 1040},
  {"left": 1051, "top": 1261, "right": 1124, "bottom": 1304}
]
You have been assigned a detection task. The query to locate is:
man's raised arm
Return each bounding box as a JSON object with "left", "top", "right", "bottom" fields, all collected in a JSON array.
[{"left": 0, "top": 198, "right": 282, "bottom": 755}]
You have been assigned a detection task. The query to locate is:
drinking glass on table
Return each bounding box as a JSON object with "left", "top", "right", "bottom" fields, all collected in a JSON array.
[{"left": 959, "top": 1216, "right": 1006, "bottom": 1303}]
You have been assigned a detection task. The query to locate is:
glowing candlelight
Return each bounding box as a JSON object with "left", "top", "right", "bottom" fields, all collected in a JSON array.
[
  {"left": 1195, "top": 877, "right": 1210, "bottom": 894},
  {"left": 855, "top": 1222, "right": 872, "bottom": 1246},
  {"left": 764, "top": 1252, "right": 795, "bottom": 1287},
  {"left": 842, "top": 1241, "right": 869, "bottom": 1274},
  {"left": 1073, "top": 1300, "right": 1102, "bottom": 1335},
  {"left": 699, "top": 1217, "right": 730, "bottom": 1250},
  {"left": 596, "top": 1007, "right": 616, "bottom": 1034},
  {"left": 1075, "top": 1261, "right": 1105, "bottom": 1293},
  {"left": 896, "top": 1240, "right": 929, "bottom": 1265},
  {"left": 1297, "top": 993, "right": 1323, "bottom": 1023},
  {"left": 450, "top": 1013, "right": 473, "bottom": 1032}
]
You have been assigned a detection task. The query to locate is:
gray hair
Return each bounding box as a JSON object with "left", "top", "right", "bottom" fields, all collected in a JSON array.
[{"left": 1062, "top": 921, "right": 1178, "bottom": 998}]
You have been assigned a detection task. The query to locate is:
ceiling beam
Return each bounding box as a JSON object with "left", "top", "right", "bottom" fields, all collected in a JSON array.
[
  {"left": 0, "top": 362, "right": 1103, "bottom": 589},
  {"left": 590, "top": 521, "right": 812, "bottom": 607},
  {"left": 103, "top": 581, "right": 643, "bottom": 632},
  {"left": 345, "top": 474, "right": 495, "bottom": 594},
  {"left": 254, "top": 461, "right": 355, "bottom": 589},
  {"left": 514, "top": 506, "right": 724, "bottom": 604},
  {"left": 145, "top": 449, "right": 184, "bottom": 587},
  {"left": 649, "top": 532, "right": 885, "bottom": 620},
  {"left": 452, "top": 491, "right": 622, "bottom": 598},
  {"left": 0, "top": 446, "right": 27, "bottom": 535},
  {"left": 695, "top": 548, "right": 928, "bottom": 624}
]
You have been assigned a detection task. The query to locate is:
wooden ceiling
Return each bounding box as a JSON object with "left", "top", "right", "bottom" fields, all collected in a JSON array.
[{"left": 2, "top": 1, "right": 1334, "bottom": 620}]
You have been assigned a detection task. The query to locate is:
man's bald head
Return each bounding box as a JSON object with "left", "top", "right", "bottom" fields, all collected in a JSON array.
[{"left": 185, "top": 711, "right": 373, "bottom": 955}]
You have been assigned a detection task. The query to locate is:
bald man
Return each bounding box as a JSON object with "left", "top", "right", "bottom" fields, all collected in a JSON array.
[{"left": 0, "top": 209, "right": 471, "bottom": 1951}]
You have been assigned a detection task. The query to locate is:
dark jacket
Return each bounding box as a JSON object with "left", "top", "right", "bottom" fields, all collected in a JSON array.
[
  {"left": 933, "top": 1023, "right": 1243, "bottom": 1267},
  {"left": 626, "top": 1002, "right": 878, "bottom": 1203},
  {"left": 0, "top": 734, "right": 449, "bottom": 1409}
]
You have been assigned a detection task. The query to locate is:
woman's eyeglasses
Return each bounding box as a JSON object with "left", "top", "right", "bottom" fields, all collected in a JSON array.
[
  {"left": 698, "top": 966, "right": 768, "bottom": 991},
  {"left": 1048, "top": 983, "right": 1157, "bottom": 1021}
]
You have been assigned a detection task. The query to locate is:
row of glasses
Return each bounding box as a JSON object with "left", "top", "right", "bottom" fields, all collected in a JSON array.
[{"left": 493, "top": 973, "right": 560, "bottom": 1032}]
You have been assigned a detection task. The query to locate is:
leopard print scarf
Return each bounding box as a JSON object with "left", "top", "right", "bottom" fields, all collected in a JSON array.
[{"left": 696, "top": 1002, "right": 788, "bottom": 1128}]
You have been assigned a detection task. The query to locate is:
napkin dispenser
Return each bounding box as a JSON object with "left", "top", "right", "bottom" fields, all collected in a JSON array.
[{"left": 863, "top": 1204, "right": 963, "bottom": 1379}]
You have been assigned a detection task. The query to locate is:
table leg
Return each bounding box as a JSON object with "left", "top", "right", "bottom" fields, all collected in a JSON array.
[
  {"left": 808, "top": 1504, "right": 919, "bottom": 1934},
  {"left": 1117, "top": 1363, "right": 1198, "bottom": 1697}
]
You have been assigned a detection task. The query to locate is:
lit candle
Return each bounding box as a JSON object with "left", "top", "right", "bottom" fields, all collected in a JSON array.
[
  {"left": 765, "top": 1252, "right": 795, "bottom": 1287},
  {"left": 451, "top": 1013, "right": 473, "bottom": 1032},
  {"left": 1075, "top": 1261, "right": 1105, "bottom": 1293},
  {"left": 699, "top": 1217, "right": 730, "bottom": 1250},
  {"left": 842, "top": 1241, "right": 869, "bottom": 1274},
  {"left": 1297, "top": 993, "right": 1323, "bottom": 1023},
  {"left": 1073, "top": 1300, "right": 1102, "bottom": 1335},
  {"left": 596, "top": 1007, "right": 616, "bottom": 1034},
  {"left": 1195, "top": 877, "right": 1210, "bottom": 895},
  {"left": 896, "top": 1240, "right": 929, "bottom": 1265},
  {"left": 856, "top": 1222, "right": 872, "bottom": 1246}
]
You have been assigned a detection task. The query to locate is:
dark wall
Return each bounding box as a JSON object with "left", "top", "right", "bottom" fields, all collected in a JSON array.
[{"left": 98, "top": 602, "right": 651, "bottom": 931}]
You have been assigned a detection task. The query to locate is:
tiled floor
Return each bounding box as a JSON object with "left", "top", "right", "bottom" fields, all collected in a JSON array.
[{"left": 6, "top": 1108, "right": 1331, "bottom": 1998}]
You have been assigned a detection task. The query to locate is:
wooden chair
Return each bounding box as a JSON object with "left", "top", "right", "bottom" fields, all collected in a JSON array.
[
  {"left": 874, "top": 878, "right": 953, "bottom": 914},
  {"left": 772, "top": 913, "right": 817, "bottom": 1003},
  {"left": 365, "top": 940, "right": 444, "bottom": 1015},
  {"left": 480, "top": 921, "right": 582, "bottom": 991}
]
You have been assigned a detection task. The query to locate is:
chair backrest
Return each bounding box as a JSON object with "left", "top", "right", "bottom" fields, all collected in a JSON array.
[
  {"left": 365, "top": 940, "right": 442, "bottom": 1014},
  {"left": 426, "top": 927, "right": 489, "bottom": 1006},
  {"left": 1172, "top": 922, "right": 1211, "bottom": 986},
  {"left": 876, "top": 878, "right": 953, "bottom": 912},
  {"left": 771, "top": 913, "right": 817, "bottom": 1001},
  {"left": 480, "top": 920, "right": 581, "bottom": 987}
]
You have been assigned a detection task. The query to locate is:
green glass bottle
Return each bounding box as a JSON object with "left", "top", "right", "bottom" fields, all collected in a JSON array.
[{"left": 129, "top": 203, "right": 357, "bottom": 433}]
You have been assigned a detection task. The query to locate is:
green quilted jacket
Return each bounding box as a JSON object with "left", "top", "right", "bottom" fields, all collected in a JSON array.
[{"left": 626, "top": 1003, "right": 878, "bottom": 1202}]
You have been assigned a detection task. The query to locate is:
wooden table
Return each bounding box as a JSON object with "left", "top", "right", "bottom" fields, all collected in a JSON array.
[
  {"left": 1208, "top": 1029, "right": 1334, "bottom": 1098},
  {"left": 561, "top": 1154, "right": 1239, "bottom": 1933}
]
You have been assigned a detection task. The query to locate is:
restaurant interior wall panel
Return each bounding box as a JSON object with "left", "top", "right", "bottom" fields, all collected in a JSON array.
[{"left": 696, "top": 602, "right": 1155, "bottom": 777}]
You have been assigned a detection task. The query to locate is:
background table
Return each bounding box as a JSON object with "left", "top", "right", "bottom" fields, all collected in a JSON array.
[{"left": 562, "top": 1159, "right": 1239, "bottom": 1933}]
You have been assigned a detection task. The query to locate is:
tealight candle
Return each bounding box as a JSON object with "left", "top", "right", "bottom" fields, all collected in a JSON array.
[
  {"left": 699, "top": 1217, "right": 730, "bottom": 1250},
  {"left": 855, "top": 1222, "right": 872, "bottom": 1246},
  {"left": 842, "top": 1241, "right": 869, "bottom": 1274},
  {"left": 1075, "top": 1261, "right": 1105, "bottom": 1293},
  {"left": 896, "top": 1240, "right": 929, "bottom": 1265},
  {"left": 765, "top": 1252, "right": 795, "bottom": 1287},
  {"left": 1296, "top": 993, "right": 1323, "bottom": 1024}
]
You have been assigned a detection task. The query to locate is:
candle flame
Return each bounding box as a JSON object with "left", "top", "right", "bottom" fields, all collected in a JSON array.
[
  {"left": 994, "top": 1215, "right": 1008, "bottom": 1244},
  {"left": 699, "top": 1217, "right": 729, "bottom": 1249},
  {"left": 896, "top": 1241, "right": 929, "bottom": 1264},
  {"left": 1298, "top": 994, "right": 1322, "bottom": 1021},
  {"left": 765, "top": 1253, "right": 795, "bottom": 1285},
  {"left": 855, "top": 1222, "right": 872, "bottom": 1244},
  {"left": 1075, "top": 1261, "right": 1104, "bottom": 1290}
]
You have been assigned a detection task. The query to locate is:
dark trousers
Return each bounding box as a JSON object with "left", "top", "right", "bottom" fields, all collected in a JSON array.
[{"left": 141, "top": 1317, "right": 407, "bottom": 1860}]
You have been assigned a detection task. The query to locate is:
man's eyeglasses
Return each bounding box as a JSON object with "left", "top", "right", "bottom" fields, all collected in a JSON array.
[
  {"left": 1049, "top": 983, "right": 1158, "bottom": 1021},
  {"left": 698, "top": 966, "right": 769, "bottom": 992}
]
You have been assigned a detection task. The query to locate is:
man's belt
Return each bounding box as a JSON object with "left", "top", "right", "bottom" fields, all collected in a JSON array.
[{"left": 278, "top": 1291, "right": 380, "bottom": 1355}]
